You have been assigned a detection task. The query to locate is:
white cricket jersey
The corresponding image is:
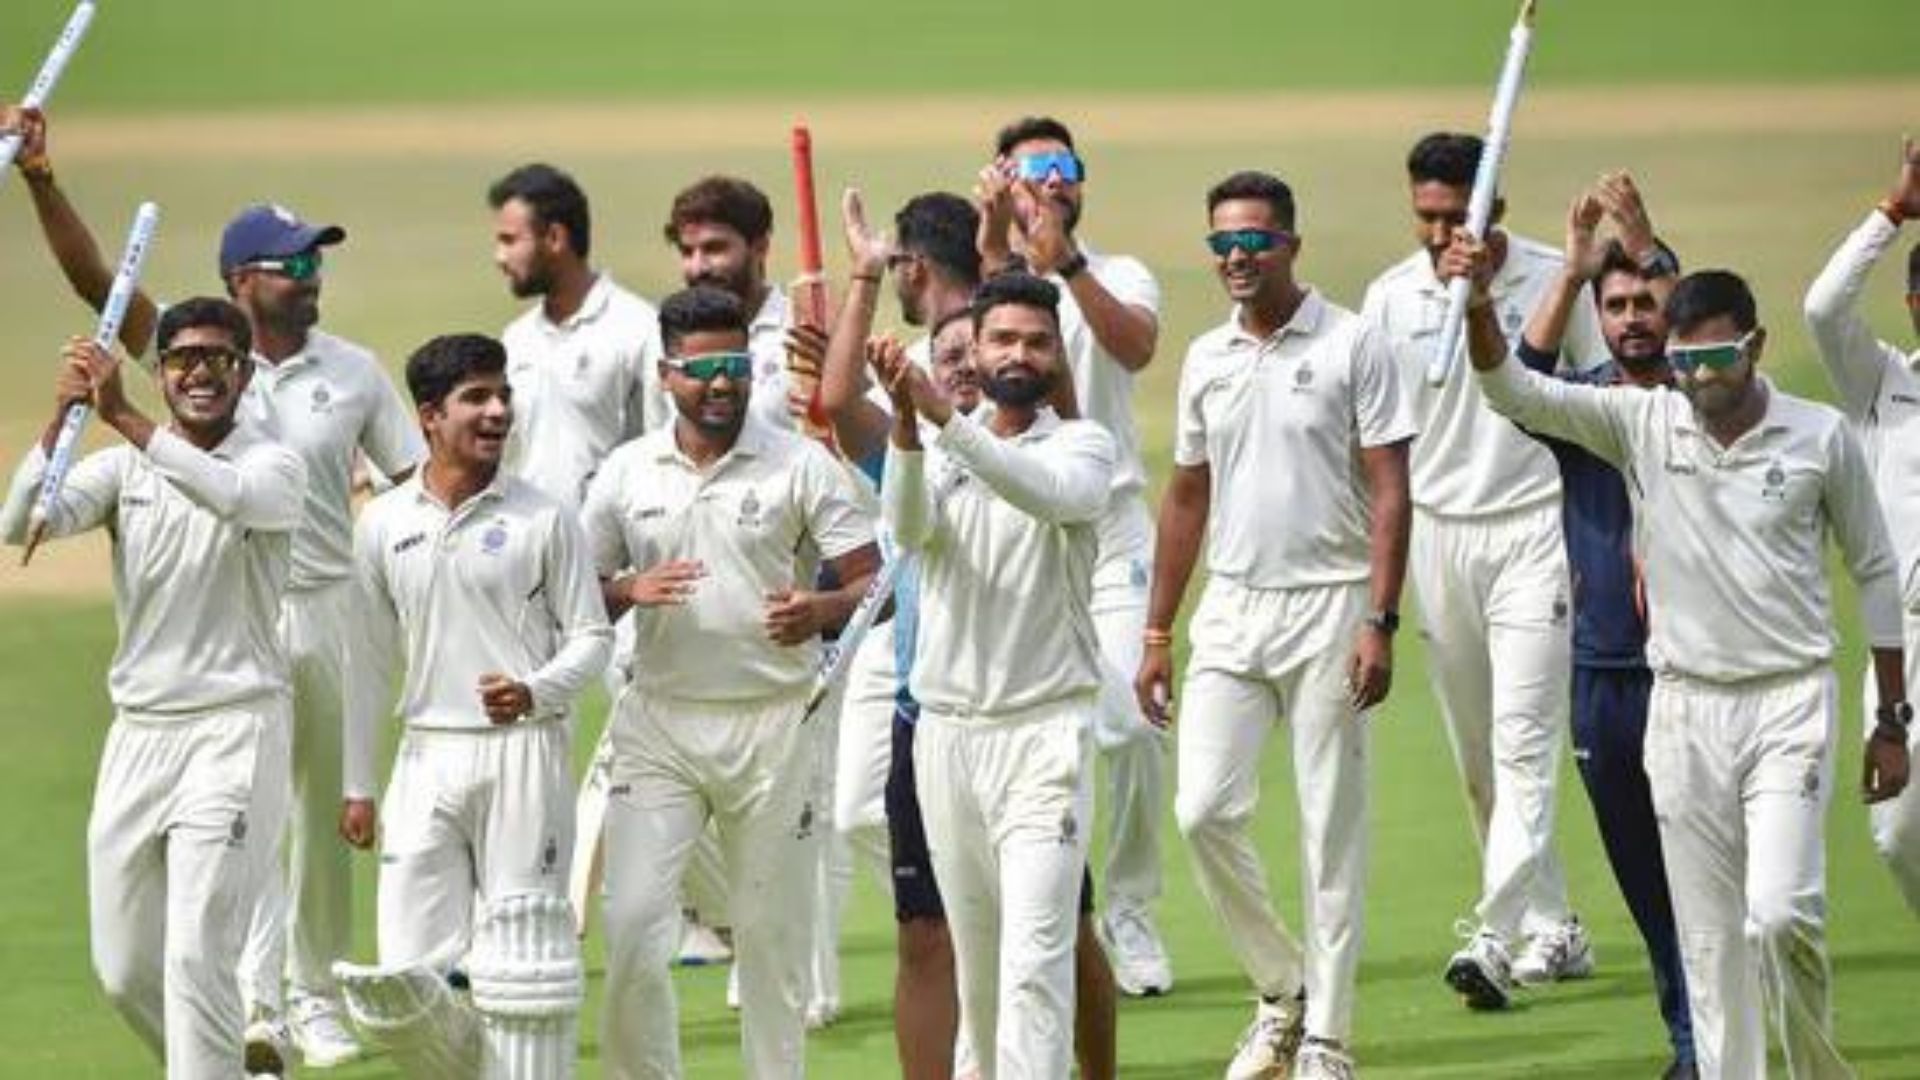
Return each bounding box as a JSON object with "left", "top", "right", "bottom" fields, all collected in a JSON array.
[
  {"left": 1053, "top": 245, "right": 1159, "bottom": 499},
  {"left": 1478, "top": 360, "right": 1904, "bottom": 682},
  {"left": 1804, "top": 210, "right": 1920, "bottom": 610},
  {"left": 502, "top": 273, "right": 665, "bottom": 510},
  {"left": 1176, "top": 291, "right": 1416, "bottom": 590},
  {"left": 885, "top": 409, "right": 1115, "bottom": 716},
  {"left": 346, "top": 471, "right": 612, "bottom": 797},
  {"left": 1362, "top": 235, "right": 1608, "bottom": 517},
  {"left": 241, "top": 329, "right": 425, "bottom": 590},
  {"left": 747, "top": 286, "right": 797, "bottom": 433},
  {"left": 580, "top": 415, "right": 876, "bottom": 703},
  {"left": 2, "top": 427, "right": 305, "bottom": 718}
]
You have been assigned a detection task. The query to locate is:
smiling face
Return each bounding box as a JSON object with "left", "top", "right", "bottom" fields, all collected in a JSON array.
[
  {"left": 421, "top": 370, "right": 513, "bottom": 471},
  {"left": 674, "top": 221, "right": 766, "bottom": 303},
  {"left": 157, "top": 324, "right": 253, "bottom": 438},
  {"left": 930, "top": 316, "right": 980, "bottom": 414},
  {"left": 1410, "top": 180, "right": 1472, "bottom": 266},
  {"left": 1008, "top": 136, "right": 1084, "bottom": 235},
  {"left": 1596, "top": 269, "right": 1668, "bottom": 370},
  {"left": 230, "top": 250, "right": 323, "bottom": 337},
  {"left": 662, "top": 328, "right": 752, "bottom": 437},
  {"left": 975, "top": 301, "right": 1063, "bottom": 409},
  {"left": 1208, "top": 197, "right": 1297, "bottom": 308}
]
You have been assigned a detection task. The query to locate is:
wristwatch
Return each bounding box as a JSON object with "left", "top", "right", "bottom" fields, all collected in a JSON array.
[
  {"left": 1875, "top": 701, "right": 1913, "bottom": 730},
  {"left": 1057, "top": 250, "right": 1090, "bottom": 281},
  {"left": 1364, "top": 609, "right": 1400, "bottom": 636}
]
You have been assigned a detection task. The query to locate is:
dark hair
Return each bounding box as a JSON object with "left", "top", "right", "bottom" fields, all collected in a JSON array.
[
  {"left": 663, "top": 176, "right": 773, "bottom": 246},
  {"left": 895, "top": 193, "right": 981, "bottom": 287},
  {"left": 1595, "top": 240, "right": 1681, "bottom": 290},
  {"left": 970, "top": 272, "right": 1060, "bottom": 332},
  {"left": 1407, "top": 132, "right": 1483, "bottom": 188},
  {"left": 995, "top": 116, "right": 1076, "bottom": 157},
  {"left": 1206, "top": 171, "right": 1297, "bottom": 232},
  {"left": 488, "top": 163, "right": 591, "bottom": 258},
  {"left": 405, "top": 333, "right": 507, "bottom": 407},
  {"left": 1908, "top": 242, "right": 1919, "bottom": 295},
  {"left": 929, "top": 304, "right": 973, "bottom": 342},
  {"left": 658, "top": 286, "right": 749, "bottom": 352},
  {"left": 1665, "top": 270, "right": 1758, "bottom": 335},
  {"left": 156, "top": 296, "right": 252, "bottom": 354}
]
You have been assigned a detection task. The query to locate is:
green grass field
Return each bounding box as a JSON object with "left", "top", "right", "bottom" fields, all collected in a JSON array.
[{"left": 2, "top": 1, "right": 1918, "bottom": 1076}]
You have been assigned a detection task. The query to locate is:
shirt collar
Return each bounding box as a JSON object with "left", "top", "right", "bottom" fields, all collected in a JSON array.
[
  {"left": 1670, "top": 376, "right": 1791, "bottom": 439},
  {"left": 751, "top": 288, "right": 790, "bottom": 333},
  {"left": 1226, "top": 288, "right": 1325, "bottom": 348},
  {"left": 404, "top": 466, "right": 512, "bottom": 512},
  {"left": 543, "top": 272, "right": 614, "bottom": 332},
  {"left": 651, "top": 411, "right": 777, "bottom": 467}
]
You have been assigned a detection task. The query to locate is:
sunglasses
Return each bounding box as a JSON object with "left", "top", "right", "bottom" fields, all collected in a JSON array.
[
  {"left": 1206, "top": 228, "right": 1290, "bottom": 258},
  {"left": 158, "top": 343, "right": 245, "bottom": 379},
  {"left": 1667, "top": 330, "right": 1755, "bottom": 375},
  {"left": 1012, "top": 151, "right": 1085, "bottom": 184},
  {"left": 239, "top": 248, "right": 323, "bottom": 282},
  {"left": 666, "top": 351, "right": 754, "bottom": 381}
]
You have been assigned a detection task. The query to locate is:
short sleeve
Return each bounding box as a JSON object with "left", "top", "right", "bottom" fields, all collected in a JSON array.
[
  {"left": 579, "top": 452, "right": 632, "bottom": 577},
  {"left": 1352, "top": 322, "right": 1418, "bottom": 449},
  {"left": 1092, "top": 255, "right": 1160, "bottom": 316},
  {"left": 359, "top": 357, "right": 427, "bottom": 478},
  {"left": 801, "top": 443, "right": 878, "bottom": 560},
  {"left": 1172, "top": 343, "right": 1211, "bottom": 468}
]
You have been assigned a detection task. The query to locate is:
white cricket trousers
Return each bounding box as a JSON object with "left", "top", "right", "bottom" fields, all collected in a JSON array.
[
  {"left": 243, "top": 580, "right": 355, "bottom": 1011},
  {"left": 376, "top": 721, "right": 575, "bottom": 967},
  {"left": 90, "top": 702, "right": 291, "bottom": 1078},
  {"left": 1411, "top": 501, "right": 1572, "bottom": 940},
  {"left": 1862, "top": 612, "right": 1920, "bottom": 914},
  {"left": 916, "top": 694, "right": 1095, "bottom": 1080},
  {"left": 815, "top": 621, "right": 898, "bottom": 1007},
  {"left": 601, "top": 687, "right": 821, "bottom": 1080},
  {"left": 1644, "top": 668, "right": 1848, "bottom": 1080},
  {"left": 1175, "top": 579, "right": 1370, "bottom": 1042},
  {"left": 1092, "top": 494, "right": 1168, "bottom": 918}
]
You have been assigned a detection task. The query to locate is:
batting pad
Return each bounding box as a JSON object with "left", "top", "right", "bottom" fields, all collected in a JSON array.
[
  {"left": 468, "top": 892, "right": 585, "bottom": 1079},
  {"left": 334, "top": 960, "right": 483, "bottom": 1080}
]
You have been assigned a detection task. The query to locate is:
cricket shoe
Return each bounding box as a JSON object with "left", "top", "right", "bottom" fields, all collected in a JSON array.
[
  {"left": 675, "top": 912, "right": 734, "bottom": 967},
  {"left": 1444, "top": 921, "right": 1515, "bottom": 1010},
  {"left": 1292, "top": 1039, "right": 1356, "bottom": 1080},
  {"left": 289, "top": 992, "right": 362, "bottom": 1068},
  {"left": 1512, "top": 916, "right": 1595, "bottom": 985},
  {"left": 1099, "top": 907, "right": 1174, "bottom": 997},
  {"left": 1225, "top": 991, "right": 1306, "bottom": 1079},
  {"left": 244, "top": 1005, "right": 297, "bottom": 1076},
  {"left": 804, "top": 997, "right": 840, "bottom": 1030}
]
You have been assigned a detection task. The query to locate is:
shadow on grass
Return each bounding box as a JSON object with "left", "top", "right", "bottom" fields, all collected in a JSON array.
[{"left": 1363, "top": 1027, "right": 1597, "bottom": 1070}]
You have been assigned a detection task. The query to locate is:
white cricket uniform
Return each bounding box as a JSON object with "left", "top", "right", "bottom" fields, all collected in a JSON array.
[
  {"left": 748, "top": 286, "right": 798, "bottom": 434},
  {"left": 1803, "top": 208, "right": 1920, "bottom": 914},
  {"left": 1054, "top": 245, "right": 1168, "bottom": 919},
  {"left": 346, "top": 472, "right": 612, "bottom": 969},
  {"left": 1171, "top": 294, "right": 1415, "bottom": 1042},
  {"left": 232, "top": 329, "right": 426, "bottom": 1012},
  {"left": 1478, "top": 359, "right": 1902, "bottom": 1080},
  {"left": 582, "top": 417, "right": 874, "bottom": 1080},
  {"left": 2, "top": 426, "right": 304, "bottom": 1078},
  {"left": 1362, "top": 236, "right": 1606, "bottom": 941},
  {"left": 885, "top": 409, "right": 1113, "bottom": 1080}
]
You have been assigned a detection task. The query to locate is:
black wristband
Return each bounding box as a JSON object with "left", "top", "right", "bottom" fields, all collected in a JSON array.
[{"left": 1057, "top": 251, "right": 1090, "bottom": 280}]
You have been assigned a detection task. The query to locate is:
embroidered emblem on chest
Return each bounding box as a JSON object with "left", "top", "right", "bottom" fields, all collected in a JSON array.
[
  {"left": 1292, "top": 364, "right": 1315, "bottom": 393},
  {"left": 310, "top": 385, "right": 332, "bottom": 413},
  {"left": 481, "top": 522, "right": 510, "bottom": 555},
  {"left": 737, "top": 489, "right": 764, "bottom": 529},
  {"left": 1761, "top": 460, "right": 1787, "bottom": 502}
]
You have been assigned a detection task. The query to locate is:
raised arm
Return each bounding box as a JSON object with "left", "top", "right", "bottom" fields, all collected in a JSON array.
[
  {"left": 1019, "top": 186, "right": 1159, "bottom": 371},
  {"left": 814, "top": 189, "right": 896, "bottom": 462},
  {"left": 1803, "top": 139, "right": 1918, "bottom": 418},
  {"left": 4, "top": 106, "right": 159, "bottom": 356}
]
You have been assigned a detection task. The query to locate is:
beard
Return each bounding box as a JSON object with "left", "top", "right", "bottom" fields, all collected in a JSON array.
[
  {"left": 983, "top": 367, "right": 1056, "bottom": 409},
  {"left": 688, "top": 264, "right": 755, "bottom": 303},
  {"left": 507, "top": 263, "right": 554, "bottom": 299}
]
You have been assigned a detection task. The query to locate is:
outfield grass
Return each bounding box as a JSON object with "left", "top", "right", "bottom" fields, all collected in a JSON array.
[{"left": 2, "top": 1, "right": 1918, "bottom": 1075}]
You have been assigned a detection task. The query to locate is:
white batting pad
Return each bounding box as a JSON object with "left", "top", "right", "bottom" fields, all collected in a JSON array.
[
  {"left": 468, "top": 891, "right": 585, "bottom": 1079},
  {"left": 333, "top": 960, "right": 482, "bottom": 1080}
]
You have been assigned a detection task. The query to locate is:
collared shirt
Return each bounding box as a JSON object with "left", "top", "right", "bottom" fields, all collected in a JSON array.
[
  {"left": 241, "top": 329, "right": 425, "bottom": 590},
  {"left": 885, "top": 409, "right": 1114, "bottom": 716},
  {"left": 1175, "top": 290, "right": 1414, "bottom": 590},
  {"left": 2, "top": 426, "right": 305, "bottom": 718},
  {"left": 581, "top": 415, "right": 875, "bottom": 702},
  {"left": 502, "top": 273, "right": 665, "bottom": 510},
  {"left": 1804, "top": 209, "right": 1920, "bottom": 610},
  {"left": 1478, "top": 361, "right": 1903, "bottom": 683},
  {"left": 747, "top": 286, "right": 797, "bottom": 434},
  {"left": 1517, "top": 343, "right": 1651, "bottom": 668},
  {"left": 346, "top": 471, "right": 612, "bottom": 797},
  {"left": 1053, "top": 244, "right": 1160, "bottom": 500},
  {"left": 1362, "top": 234, "right": 1608, "bottom": 517}
]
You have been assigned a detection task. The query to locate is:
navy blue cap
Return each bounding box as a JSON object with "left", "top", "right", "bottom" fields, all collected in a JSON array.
[{"left": 219, "top": 204, "right": 345, "bottom": 277}]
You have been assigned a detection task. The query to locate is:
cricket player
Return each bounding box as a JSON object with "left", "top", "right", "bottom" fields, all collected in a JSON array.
[
  {"left": 336, "top": 332, "right": 611, "bottom": 1078},
  {"left": 584, "top": 286, "right": 880, "bottom": 1079},
  {"left": 1360, "top": 131, "right": 1605, "bottom": 999},
  {"left": 1138, "top": 172, "right": 1413, "bottom": 1080},
  {"left": 1514, "top": 178, "right": 1695, "bottom": 1073},
  {"left": 4, "top": 105, "right": 424, "bottom": 1067},
  {"left": 1, "top": 300, "right": 305, "bottom": 1077},
  {"left": 976, "top": 116, "right": 1172, "bottom": 994},
  {"left": 876, "top": 272, "right": 1113, "bottom": 1079},
  {"left": 1466, "top": 252, "right": 1911, "bottom": 1080},
  {"left": 1803, "top": 137, "right": 1920, "bottom": 915}
]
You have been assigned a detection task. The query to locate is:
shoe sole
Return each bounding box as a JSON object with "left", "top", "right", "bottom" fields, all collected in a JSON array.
[
  {"left": 1443, "top": 957, "right": 1510, "bottom": 1011},
  {"left": 244, "top": 1041, "right": 288, "bottom": 1076}
]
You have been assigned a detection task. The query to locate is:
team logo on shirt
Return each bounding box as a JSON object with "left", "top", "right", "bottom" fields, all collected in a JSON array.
[
  {"left": 481, "top": 522, "right": 509, "bottom": 554},
  {"left": 393, "top": 532, "right": 427, "bottom": 554},
  {"left": 1761, "top": 461, "right": 1788, "bottom": 502},
  {"left": 574, "top": 353, "right": 590, "bottom": 379},
  {"left": 1292, "top": 364, "right": 1315, "bottom": 393},
  {"left": 310, "top": 385, "right": 332, "bottom": 414},
  {"left": 737, "top": 489, "right": 763, "bottom": 530}
]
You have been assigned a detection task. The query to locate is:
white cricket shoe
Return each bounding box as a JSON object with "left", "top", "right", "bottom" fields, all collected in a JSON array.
[
  {"left": 1512, "top": 916, "right": 1595, "bottom": 985},
  {"left": 804, "top": 997, "right": 840, "bottom": 1030},
  {"left": 1443, "top": 922, "right": 1515, "bottom": 1011},
  {"left": 1099, "top": 907, "right": 1174, "bottom": 997},
  {"left": 243, "top": 1005, "right": 296, "bottom": 1077},
  {"left": 1224, "top": 992, "right": 1306, "bottom": 1080},
  {"left": 1293, "top": 1039, "right": 1356, "bottom": 1080},
  {"left": 675, "top": 912, "right": 734, "bottom": 967},
  {"left": 289, "top": 992, "right": 362, "bottom": 1068}
]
